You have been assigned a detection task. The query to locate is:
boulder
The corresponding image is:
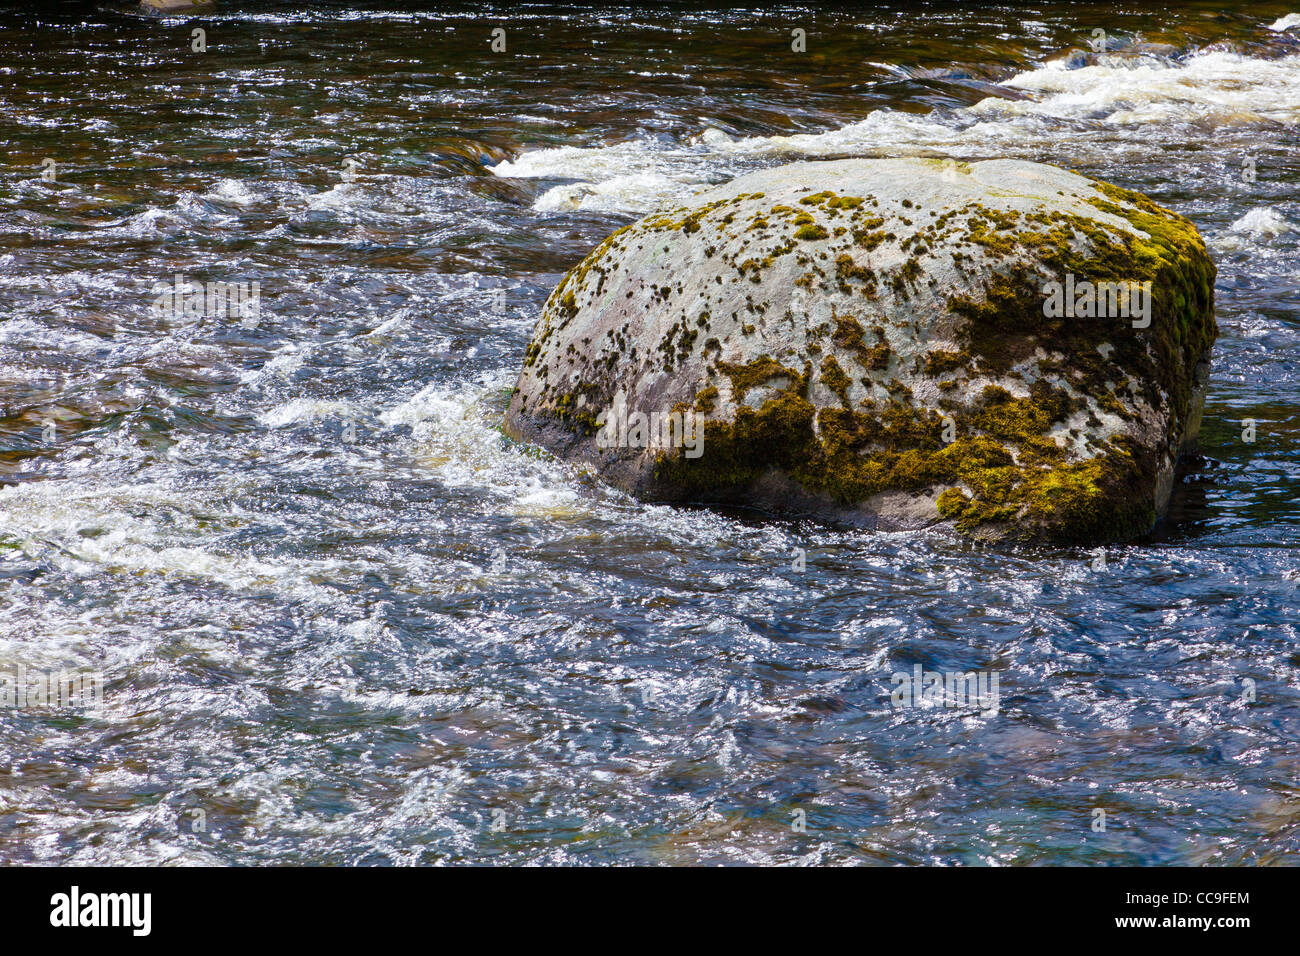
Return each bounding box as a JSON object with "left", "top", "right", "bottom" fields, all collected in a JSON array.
[{"left": 504, "top": 158, "right": 1216, "bottom": 543}]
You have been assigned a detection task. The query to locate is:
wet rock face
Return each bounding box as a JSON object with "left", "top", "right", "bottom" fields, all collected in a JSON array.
[{"left": 504, "top": 158, "right": 1217, "bottom": 543}]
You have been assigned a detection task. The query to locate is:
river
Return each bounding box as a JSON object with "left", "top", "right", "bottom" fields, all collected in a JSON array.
[{"left": 0, "top": 0, "right": 1297, "bottom": 864}]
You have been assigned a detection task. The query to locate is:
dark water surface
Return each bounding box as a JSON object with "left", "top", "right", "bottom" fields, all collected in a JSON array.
[{"left": 1, "top": 1, "right": 1298, "bottom": 864}]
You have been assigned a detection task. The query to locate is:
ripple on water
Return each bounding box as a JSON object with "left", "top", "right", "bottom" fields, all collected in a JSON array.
[{"left": 0, "top": 2, "right": 1298, "bottom": 865}]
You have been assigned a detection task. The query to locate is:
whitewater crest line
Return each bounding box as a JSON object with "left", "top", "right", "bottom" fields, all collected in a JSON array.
[{"left": 490, "top": 45, "right": 1300, "bottom": 215}]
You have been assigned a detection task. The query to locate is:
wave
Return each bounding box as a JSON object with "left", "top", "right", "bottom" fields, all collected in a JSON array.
[
  {"left": 491, "top": 44, "right": 1300, "bottom": 215},
  {"left": 979, "top": 50, "right": 1300, "bottom": 126},
  {"left": 1229, "top": 206, "right": 1295, "bottom": 236}
]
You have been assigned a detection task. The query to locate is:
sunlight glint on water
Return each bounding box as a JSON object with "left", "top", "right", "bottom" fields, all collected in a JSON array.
[{"left": 0, "top": 1, "right": 1297, "bottom": 865}]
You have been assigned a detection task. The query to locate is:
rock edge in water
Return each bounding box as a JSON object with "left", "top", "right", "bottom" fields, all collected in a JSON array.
[{"left": 504, "top": 158, "right": 1217, "bottom": 544}]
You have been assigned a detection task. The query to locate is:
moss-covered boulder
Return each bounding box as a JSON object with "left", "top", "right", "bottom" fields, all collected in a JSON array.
[{"left": 504, "top": 158, "right": 1216, "bottom": 543}]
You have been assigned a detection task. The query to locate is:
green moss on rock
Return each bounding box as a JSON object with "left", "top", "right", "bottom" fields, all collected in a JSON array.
[
  {"left": 795, "top": 223, "right": 829, "bottom": 241},
  {"left": 514, "top": 161, "right": 1216, "bottom": 545}
]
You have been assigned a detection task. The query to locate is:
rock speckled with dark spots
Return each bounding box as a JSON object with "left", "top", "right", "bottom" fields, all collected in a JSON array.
[{"left": 504, "top": 158, "right": 1216, "bottom": 543}]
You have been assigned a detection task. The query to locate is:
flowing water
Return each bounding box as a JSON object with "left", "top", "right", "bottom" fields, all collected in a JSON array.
[{"left": 1, "top": 0, "right": 1298, "bottom": 865}]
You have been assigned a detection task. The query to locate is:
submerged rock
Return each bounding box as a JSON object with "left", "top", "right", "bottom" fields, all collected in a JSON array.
[{"left": 504, "top": 158, "right": 1216, "bottom": 543}]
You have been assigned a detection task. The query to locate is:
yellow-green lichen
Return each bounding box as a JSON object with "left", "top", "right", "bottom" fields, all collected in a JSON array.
[{"left": 527, "top": 172, "right": 1214, "bottom": 545}]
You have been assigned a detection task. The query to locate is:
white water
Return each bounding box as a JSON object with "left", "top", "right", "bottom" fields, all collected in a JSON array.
[{"left": 492, "top": 45, "right": 1300, "bottom": 215}]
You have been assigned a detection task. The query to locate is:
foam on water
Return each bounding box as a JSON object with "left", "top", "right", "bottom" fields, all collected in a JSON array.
[
  {"left": 493, "top": 47, "right": 1300, "bottom": 215},
  {"left": 983, "top": 50, "right": 1300, "bottom": 125},
  {"left": 0, "top": 471, "right": 350, "bottom": 600},
  {"left": 203, "top": 178, "right": 264, "bottom": 206},
  {"left": 2, "top": 3, "right": 1298, "bottom": 866},
  {"left": 1230, "top": 206, "right": 1295, "bottom": 235}
]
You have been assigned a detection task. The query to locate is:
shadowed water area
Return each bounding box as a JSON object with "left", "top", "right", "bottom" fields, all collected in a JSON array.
[{"left": 0, "top": 0, "right": 1298, "bottom": 864}]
